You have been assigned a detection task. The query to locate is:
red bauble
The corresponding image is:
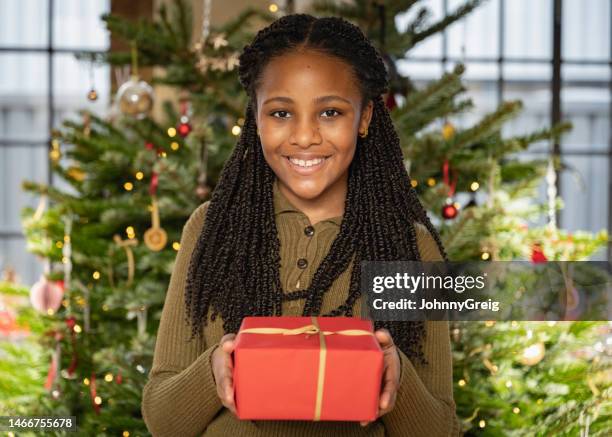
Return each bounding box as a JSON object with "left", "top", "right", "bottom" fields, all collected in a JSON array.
[
  {"left": 177, "top": 122, "right": 192, "bottom": 137},
  {"left": 30, "top": 275, "right": 64, "bottom": 314},
  {"left": 442, "top": 200, "right": 458, "bottom": 220},
  {"left": 65, "top": 316, "right": 76, "bottom": 330},
  {"left": 531, "top": 244, "right": 548, "bottom": 263}
]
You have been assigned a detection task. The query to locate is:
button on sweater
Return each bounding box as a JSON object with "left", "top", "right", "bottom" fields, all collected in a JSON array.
[{"left": 141, "top": 179, "right": 461, "bottom": 437}]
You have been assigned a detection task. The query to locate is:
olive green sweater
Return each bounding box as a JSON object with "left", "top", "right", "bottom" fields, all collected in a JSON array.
[{"left": 142, "top": 179, "right": 461, "bottom": 436}]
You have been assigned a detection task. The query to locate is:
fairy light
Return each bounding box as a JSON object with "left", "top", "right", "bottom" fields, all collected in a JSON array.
[
  {"left": 94, "top": 396, "right": 102, "bottom": 405},
  {"left": 410, "top": 180, "right": 418, "bottom": 187},
  {"left": 172, "top": 242, "right": 181, "bottom": 251},
  {"left": 427, "top": 177, "right": 436, "bottom": 186},
  {"left": 105, "top": 373, "right": 114, "bottom": 382},
  {"left": 62, "top": 256, "right": 68, "bottom": 264},
  {"left": 135, "top": 171, "right": 144, "bottom": 180},
  {"left": 83, "top": 378, "right": 90, "bottom": 386},
  {"left": 268, "top": 3, "right": 278, "bottom": 12},
  {"left": 505, "top": 380, "right": 513, "bottom": 388},
  {"left": 167, "top": 127, "right": 177, "bottom": 137},
  {"left": 171, "top": 141, "right": 180, "bottom": 151},
  {"left": 478, "top": 420, "right": 486, "bottom": 428},
  {"left": 124, "top": 182, "right": 134, "bottom": 191},
  {"left": 47, "top": 308, "right": 55, "bottom": 316},
  {"left": 231, "top": 125, "right": 241, "bottom": 135},
  {"left": 64, "top": 235, "right": 70, "bottom": 243},
  {"left": 56, "top": 241, "right": 63, "bottom": 248},
  {"left": 481, "top": 252, "right": 490, "bottom": 260},
  {"left": 458, "top": 379, "right": 466, "bottom": 387},
  {"left": 123, "top": 432, "right": 130, "bottom": 437},
  {"left": 513, "top": 407, "right": 520, "bottom": 414},
  {"left": 92, "top": 271, "right": 100, "bottom": 280},
  {"left": 74, "top": 324, "right": 82, "bottom": 333},
  {"left": 102, "top": 304, "right": 109, "bottom": 311},
  {"left": 470, "top": 181, "right": 479, "bottom": 191}
]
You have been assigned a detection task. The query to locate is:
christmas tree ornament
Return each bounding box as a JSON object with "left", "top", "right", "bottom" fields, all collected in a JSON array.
[
  {"left": 196, "top": 136, "right": 210, "bottom": 200},
  {"left": 113, "top": 234, "right": 138, "bottom": 286},
  {"left": 116, "top": 42, "right": 154, "bottom": 119},
  {"left": 530, "top": 242, "right": 547, "bottom": 263},
  {"left": 90, "top": 372, "right": 101, "bottom": 414},
  {"left": 385, "top": 92, "right": 397, "bottom": 110},
  {"left": 520, "top": 342, "right": 545, "bottom": 366},
  {"left": 87, "top": 59, "right": 98, "bottom": 101},
  {"left": 442, "top": 121, "right": 455, "bottom": 140},
  {"left": 144, "top": 172, "right": 167, "bottom": 251},
  {"left": 30, "top": 275, "right": 64, "bottom": 314},
  {"left": 441, "top": 159, "right": 458, "bottom": 220},
  {"left": 177, "top": 99, "right": 192, "bottom": 137}
]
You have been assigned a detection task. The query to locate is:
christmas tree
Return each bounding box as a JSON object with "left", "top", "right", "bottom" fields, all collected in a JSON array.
[{"left": 8, "top": 0, "right": 610, "bottom": 435}]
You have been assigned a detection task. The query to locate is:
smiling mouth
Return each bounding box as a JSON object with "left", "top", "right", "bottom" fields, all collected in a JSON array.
[{"left": 283, "top": 155, "right": 332, "bottom": 168}]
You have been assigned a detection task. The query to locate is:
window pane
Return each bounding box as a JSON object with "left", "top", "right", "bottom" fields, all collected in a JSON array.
[
  {"left": 397, "top": 60, "right": 443, "bottom": 81},
  {"left": 0, "top": 145, "right": 48, "bottom": 232},
  {"left": 0, "top": 0, "right": 49, "bottom": 48},
  {"left": 53, "top": 0, "right": 111, "bottom": 50},
  {"left": 52, "top": 53, "right": 111, "bottom": 129},
  {"left": 447, "top": 62, "right": 500, "bottom": 126},
  {"left": 0, "top": 237, "right": 43, "bottom": 287},
  {"left": 447, "top": 0, "right": 499, "bottom": 59},
  {"left": 504, "top": 0, "right": 552, "bottom": 59},
  {"left": 559, "top": 155, "right": 610, "bottom": 261},
  {"left": 397, "top": 0, "right": 444, "bottom": 58},
  {"left": 502, "top": 64, "right": 552, "bottom": 153},
  {"left": 0, "top": 53, "right": 49, "bottom": 140},
  {"left": 563, "top": 0, "right": 610, "bottom": 61}
]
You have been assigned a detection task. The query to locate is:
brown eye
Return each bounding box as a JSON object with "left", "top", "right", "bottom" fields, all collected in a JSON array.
[
  {"left": 271, "top": 110, "right": 290, "bottom": 118},
  {"left": 321, "top": 109, "right": 341, "bottom": 118}
]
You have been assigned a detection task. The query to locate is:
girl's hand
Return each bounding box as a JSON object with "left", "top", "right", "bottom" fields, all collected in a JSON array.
[
  {"left": 360, "top": 328, "right": 401, "bottom": 427},
  {"left": 211, "top": 333, "right": 237, "bottom": 415}
]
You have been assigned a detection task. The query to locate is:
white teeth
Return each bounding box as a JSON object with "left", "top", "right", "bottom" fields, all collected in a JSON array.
[{"left": 288, "top": 157, "right": 326, "bottom": 167}]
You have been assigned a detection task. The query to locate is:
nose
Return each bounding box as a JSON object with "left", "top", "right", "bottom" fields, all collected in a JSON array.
[{"left": 289, "top": 118, "right": 322, "bottom": 148}]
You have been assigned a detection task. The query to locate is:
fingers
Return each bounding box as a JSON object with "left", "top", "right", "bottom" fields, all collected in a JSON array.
[
  {"left": 214, "top": 333, "right": 238, "bottom": 415},
  {"left": 374, "top": 329, "right": 400, "bottom": 417}
]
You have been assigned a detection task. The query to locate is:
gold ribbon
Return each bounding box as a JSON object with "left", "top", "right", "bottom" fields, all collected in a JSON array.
[
  {"left": 240, "top": 316, "right": 374, "bottom": 421},
  {"left": 113, "top": 234, "right": 138, "bottom": 286}
]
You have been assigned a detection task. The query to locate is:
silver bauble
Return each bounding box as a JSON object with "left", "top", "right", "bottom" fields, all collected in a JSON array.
[{"left": 116, "top": 76, "right": 154, "bottom": 119}]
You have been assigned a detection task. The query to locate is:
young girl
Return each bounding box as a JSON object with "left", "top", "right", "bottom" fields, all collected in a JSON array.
[{"left": 142, "top": 14, "right": 459, "bottom": 437}]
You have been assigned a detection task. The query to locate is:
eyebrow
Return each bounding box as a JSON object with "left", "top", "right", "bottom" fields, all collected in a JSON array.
[{"left": 262, "top": 95, "right": 352, "bottom": 106}]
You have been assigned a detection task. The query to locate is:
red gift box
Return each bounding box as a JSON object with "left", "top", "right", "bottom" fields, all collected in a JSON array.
[{"left": 233, "top": 316, "right": 383, "bottom": 421}]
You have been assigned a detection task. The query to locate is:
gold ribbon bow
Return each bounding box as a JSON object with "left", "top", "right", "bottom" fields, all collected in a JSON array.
[{"left": 240, "top": 316, "right": 374, "bottom": 421}]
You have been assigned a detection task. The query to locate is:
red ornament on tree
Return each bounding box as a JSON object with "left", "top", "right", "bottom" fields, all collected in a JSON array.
[
  {"left": 441, "top": 159, "right": 459, "bottom": 220},
  {"left": 442, "top": 200, "right": 458, "bottom": 220},
  {"left": 177, "top": 100, "right": 192, "bottom": 137},
  {"left": 385, "top": 92, "right": 397, "bottom": 110},
  {"left": 531, "top": 243, "right": 548, "bottom": 263}
]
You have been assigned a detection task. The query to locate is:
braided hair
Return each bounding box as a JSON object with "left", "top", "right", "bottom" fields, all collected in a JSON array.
[{"left": 184, "top": 14, "right": 448, "bottom": 364}]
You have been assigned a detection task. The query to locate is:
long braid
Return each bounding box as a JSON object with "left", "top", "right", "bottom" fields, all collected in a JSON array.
[{"left": 185, "top": 14, "right": 448, "bottom": 363}]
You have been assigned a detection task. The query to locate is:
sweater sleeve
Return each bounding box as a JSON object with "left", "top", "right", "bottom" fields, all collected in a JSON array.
[
  {"left": 381, "top": 223, "right": 462, "bottom": 437},
  {"left": 141, "top": 201, "right": 224, "bottom": 437}
]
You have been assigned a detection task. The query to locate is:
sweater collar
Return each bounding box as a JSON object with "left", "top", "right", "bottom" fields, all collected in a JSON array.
[{"left": 273, "top": 178, "right": 343, "bottom": 227}]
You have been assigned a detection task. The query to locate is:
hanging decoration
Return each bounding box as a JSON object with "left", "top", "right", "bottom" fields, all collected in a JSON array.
[
  {"left": 113, "top": 234, "right": 138, "bottom": 286},
  {"left": 196, "top": 134, "right": 211, "bottom": 200},
  {"left": 441, "top": 158, "right": 459, "bottom": 220},
  {"left": 530, "top": 242, "right": 548, "bottom": 263},
  {"left": 442, "top": 121, "right": 455, "bottom": 140},
  {"left": 30, "top": 275, "right": 64, "bottom": 315},
  {"left": 87, "top": 59, "right": 98, "bottom": 101},
  {"left": 44, "top": 330, "right": 63, "bottom": 395},
  {"left": 144, "top": 172, "right": 168, "bottom": 251},
  {"left": 177, "top": 98, "right": 192, "bottom": 137},
  {"left": 116, "top": 41, "right": 154, "bottom": 119}
]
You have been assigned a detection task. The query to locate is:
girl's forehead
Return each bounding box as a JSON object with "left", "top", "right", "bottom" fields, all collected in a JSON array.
[{"left": 257, "top": 50, "right": 361, "bottom": 101}]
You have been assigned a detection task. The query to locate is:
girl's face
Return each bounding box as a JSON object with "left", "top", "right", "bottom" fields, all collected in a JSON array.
[{"left": 255, "top": 49, "right": 372, "bottom": 203}]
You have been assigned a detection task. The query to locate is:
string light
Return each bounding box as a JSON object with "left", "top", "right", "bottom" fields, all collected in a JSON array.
[
  {"left": 470, "top": 181, "right": 480, "bottom": 191},
  {"left": 47, "top": 308, "right": 55, "bottom": 316},
  {"left": 167, "top": 127, "right": 177, "bottom": 137},
  {"left": 124, "top": 182, "right": 134, "bottom": 191},
  {"left": 74, "top": 324, "right": 82, "bottom": 333},
  {"left": 135, "top": 171, "right": 144, "bottom": 180},
  {"left": 62, "top": 256, "right": 68, "bottom": 264},
  {"left": 123, "top": 432, "right": 130, "bottom": 437},
  {"left": 56, "top": 241, "right": 63, "bottom": 248},
  {"left": 481, "top": 252, "right": 490, "bottom": 260},
  {"left": 410, "top": 180, "right": 418, "bottom": 187},
  {"left": 505, "top": 380, "right": 513, "bottom": 388},
  {"left": 427, "top": 177, "right": 436, "bottom": 186},
  {"left": 83, "top": 378, "right": 90, "bottom": 386},
  {"left": 478, "top": 420, "right": 486, "bottom": 428},
  {"left": 171, "top": 141, "right": 180, "bottom": 151},
  {"left": 172, "top": 242, "right": 181, "bottom": 251},
  {"left": 268, "top": 3, "right": 278, "bottom": 12},
  {"left": 513, "top": 407, "right": 520, "bottom": 414},
  {"left": 94, "top": 396, "right": 102, "bottom": 405},
  {"left": 458, "top": 379, "right": 466, "bottom": 387},
  {"left": 105, "top": 373, "right": 114, "bottom": 382},
  {"left": 64, "top": 235, "right": 70, "bottom": 242},
  {"left": 92, "top": 271, "right": 100, "bottom": 280},
  {"left": 231, "top": 125, "right": 241, "bottom": 136}
]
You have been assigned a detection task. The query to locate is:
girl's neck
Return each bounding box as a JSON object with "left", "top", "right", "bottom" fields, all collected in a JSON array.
[{"left": 275, "top": 175, "right": 347, "bottom": 225}]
